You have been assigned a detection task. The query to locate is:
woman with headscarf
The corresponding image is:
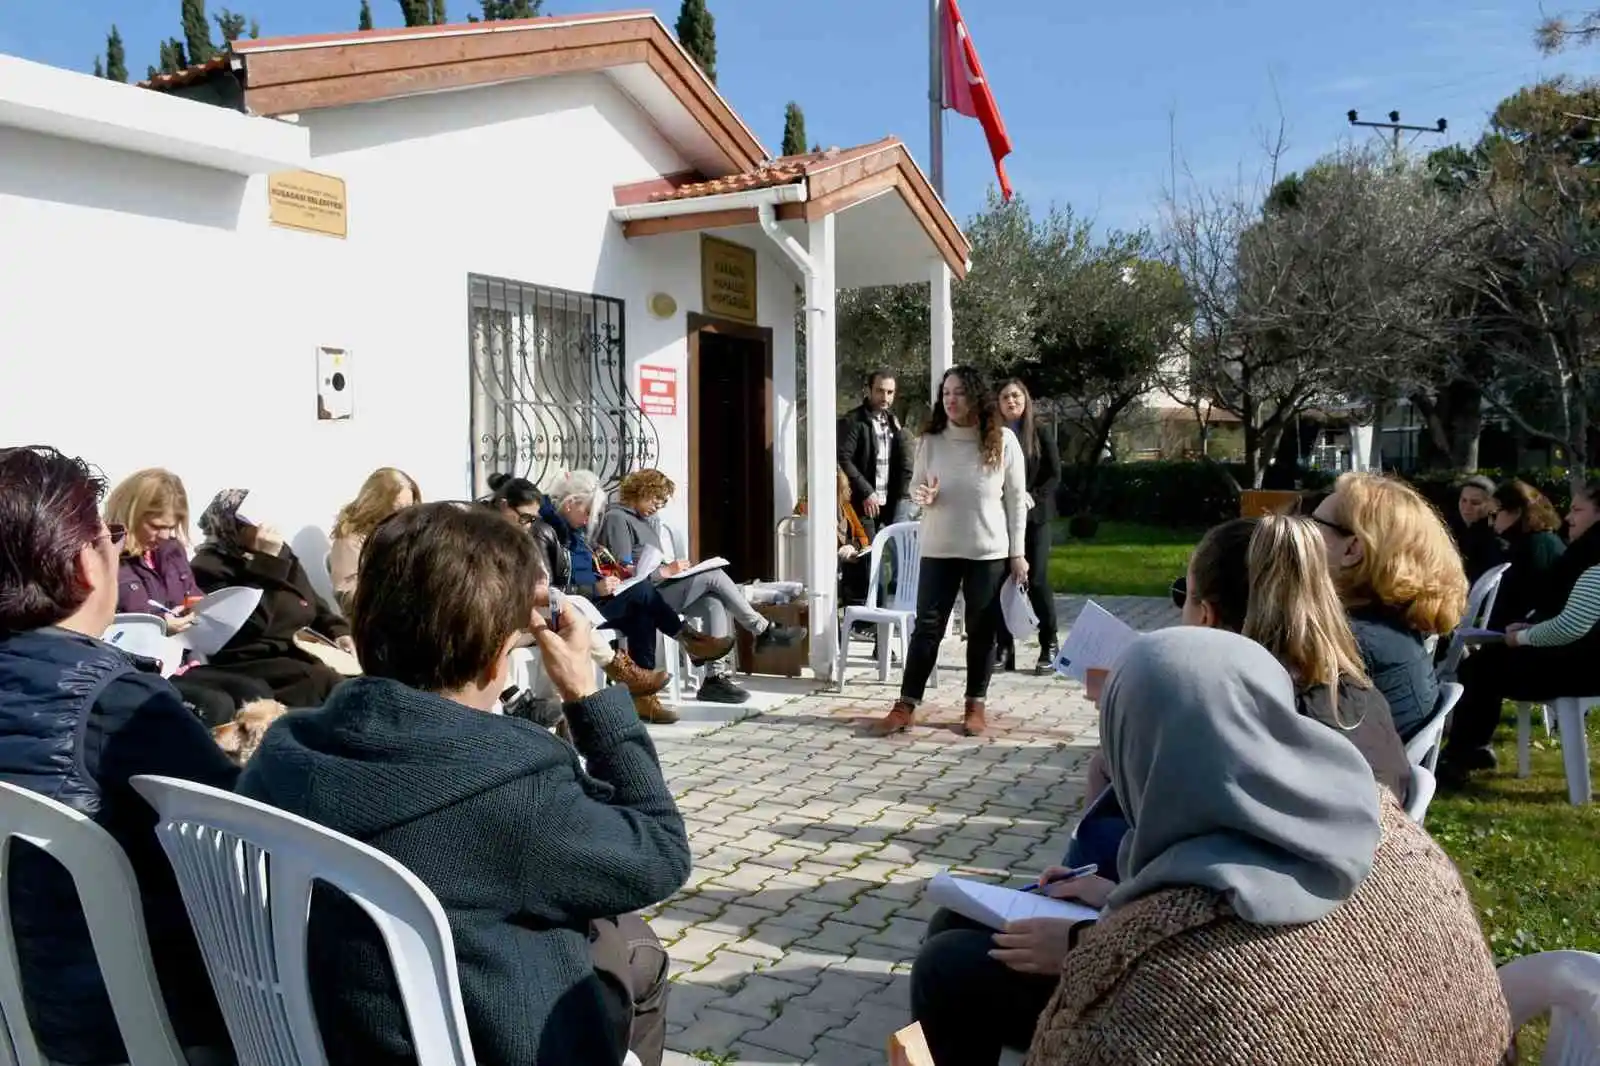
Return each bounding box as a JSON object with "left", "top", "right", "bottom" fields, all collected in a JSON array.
[
  {"left": 1017, "top": 629, "right": 1509, "bottom": 1066},
  {"left": 189, "top": 488, "right": 353, "bottom": 706}
]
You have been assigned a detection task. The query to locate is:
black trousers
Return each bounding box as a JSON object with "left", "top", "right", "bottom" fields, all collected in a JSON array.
[
  {"left": 597, "top": 582, "right": 683, "bottom": 670},
  {"left": 1447, "top": 642, "right": 1595, "bottom": 754},
  {"left": 590, "top": 914, "right": 670, "bottom": 1066},
  {"left": 910, "top": 909, "right": 1057, "bottom": 1064},
  {"left": 996, "top": 521, "right": 1058, "bottom": 658},
  {"left": 173, "top": 666, "right": 276, "bottom": 728},
  {"left": 900, "top": 557, "right": 1007, "bottom": 703}
]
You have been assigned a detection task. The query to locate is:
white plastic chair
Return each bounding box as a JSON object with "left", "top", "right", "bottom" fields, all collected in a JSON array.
[
  {"left": 837, "top": 521, "right": 935, "bottom": 689},
  {"left": 1515, "top": 696, "right": 1596, "bottom": 805},
  {"left": 1405, "top": 682, "right": 1463, "bottom": 774},
  {"left": 104, "top": 616, "right": 186, "bottom": 679},
  {"left": 1498, "top": 950, "right": 1600, "bottom": 1064},
  {"left": 0, "top": 781, "right": 188, "bottom": 1066},
  {"left": 1437, "top": 562, "right": 1512, "bottom": 682},
  {"left": 1404, "top": 764, "right": 1437, "bottom": 823}
]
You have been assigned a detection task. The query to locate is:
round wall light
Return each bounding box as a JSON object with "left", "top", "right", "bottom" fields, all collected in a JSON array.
[{"left": 648, "top": 292, "right": 678, "bottom": 319}]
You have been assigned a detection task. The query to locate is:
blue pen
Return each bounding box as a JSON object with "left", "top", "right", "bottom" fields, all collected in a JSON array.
[{"left": 1021, "top": 863, "right": 1098, "bottom": 895}]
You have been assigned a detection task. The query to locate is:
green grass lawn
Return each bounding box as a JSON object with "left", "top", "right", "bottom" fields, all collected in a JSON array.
[{"left": 1047, "top": 520, "right": 1204, "bottom": 597}]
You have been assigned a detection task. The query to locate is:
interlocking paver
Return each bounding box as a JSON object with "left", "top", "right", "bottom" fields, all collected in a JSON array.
[{"left": 646, "top": 602, "right": 1165, "bottom": 1064}]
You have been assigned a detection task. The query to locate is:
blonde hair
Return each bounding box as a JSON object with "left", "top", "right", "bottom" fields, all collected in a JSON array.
[
  {"left": 618, "top": 469, "right": 676, "bottom": 508},
  {"left": 1244, "top": 515, "right": 1371, "bottom": 725},
  {"left": 332, "top": 467, "right": 421, "bottom": 541},
  {"left": 1328, "top": 472, "right": 1467, "bottom": 635},
  {"left": 105, "top": 469, "right": 190, "bottom": 556}
]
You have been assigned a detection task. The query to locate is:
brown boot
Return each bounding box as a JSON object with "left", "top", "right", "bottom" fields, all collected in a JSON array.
[
  {"left": 865, "top": 699, "right": 917, "bottom": 737},
  {"left": 604, "top": 650, "right": 669, "bottom": 696},
  {"left": 633, "top": 693, "right": 679, "bottom": 725},
  {"left": 962, "top": 699, "right": 988, "bottom": 737},
  {"left": 678, "top": 628, "right": 736, "bottom": 666}
]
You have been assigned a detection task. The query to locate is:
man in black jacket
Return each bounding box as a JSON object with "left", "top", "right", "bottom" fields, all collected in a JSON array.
[
  {"left": 0, "top": 446, "right": 239, "bottom": 1065},
  {"left": 839, "top": 370, "right": 914, "bottom": 535},
  {"left": 239, "top": 501, "right": 689, "bottom": 1066}
]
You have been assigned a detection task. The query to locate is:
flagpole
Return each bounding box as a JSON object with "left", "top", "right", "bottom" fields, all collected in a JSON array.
[{"left": 929, "top": 0, "right": 944, "bottom": 199}]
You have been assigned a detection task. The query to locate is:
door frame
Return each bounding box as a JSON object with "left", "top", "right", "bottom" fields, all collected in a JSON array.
[{"left": 686, "top": 312, "right": 775, "bottom": 568}]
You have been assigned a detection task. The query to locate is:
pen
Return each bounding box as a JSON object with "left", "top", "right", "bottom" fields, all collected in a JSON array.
[{"left": 1021, "top": 863, "right": 1098, "bottom": 895}]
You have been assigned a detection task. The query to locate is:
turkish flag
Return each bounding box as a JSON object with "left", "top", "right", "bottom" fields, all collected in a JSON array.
[{"left": 941, "top": 0, "right": 1014, "bottom": 201}]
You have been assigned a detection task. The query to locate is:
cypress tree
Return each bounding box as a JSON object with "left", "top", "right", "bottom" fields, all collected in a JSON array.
[
  {"left": 782, "top": 102, "right": 807, "bottom": 157},
  {"left": 93, "top": 56, "right": 104, "bottom": 78},
  {"left": 182, "top": 0, "right": 216, "bottom": 64},
  {"left": 359, "top": 0, "right": 374, "bottom": 29},
  {"left": 105, "top": 25, "right": 128, "bottom": 82},
  {"left": 675, "top": 0, "right": 717, "bottom": 84}
]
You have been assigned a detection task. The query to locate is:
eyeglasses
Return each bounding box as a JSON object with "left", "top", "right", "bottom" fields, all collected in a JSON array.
[
  {"left": 101, "top": 524, "right": 127, "bottom": 548},
  {"left": 1309, "top": 513, "right": 1353, "bottom": 538},
  {"left": 1170, "top": 575, "right": 1187, "bottom": 609},
  {"left": 516, "top": 512, "right": 538, "bottom": 528}
]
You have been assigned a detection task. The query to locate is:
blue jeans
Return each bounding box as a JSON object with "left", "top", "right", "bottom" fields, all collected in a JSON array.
[{"left": 596, "top": 582, "right": 683, "bottom": 669}]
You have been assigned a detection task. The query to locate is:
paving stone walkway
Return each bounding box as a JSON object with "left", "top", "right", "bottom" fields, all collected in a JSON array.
[{"left": 648, "top": 595, "right": 1174, "bottom": 1065}]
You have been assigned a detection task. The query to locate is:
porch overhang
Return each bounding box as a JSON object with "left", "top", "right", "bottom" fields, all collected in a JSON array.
[{"left": 610, "top": 137, "right": 971, "bottom": 284}]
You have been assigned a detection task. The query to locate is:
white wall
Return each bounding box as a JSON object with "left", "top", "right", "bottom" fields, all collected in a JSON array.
[{"left": 0, "top": 71, "right": 800, "bottom": 587}]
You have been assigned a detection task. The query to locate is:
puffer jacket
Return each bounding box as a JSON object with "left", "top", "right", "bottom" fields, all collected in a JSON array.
[{"left": 0, "top": 627, "right": 239, "bottom": 1064}]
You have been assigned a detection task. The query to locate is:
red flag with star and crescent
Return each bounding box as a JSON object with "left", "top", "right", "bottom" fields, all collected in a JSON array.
[{"left": 941, "top": 0, "right": 1014, "bottom": 201}]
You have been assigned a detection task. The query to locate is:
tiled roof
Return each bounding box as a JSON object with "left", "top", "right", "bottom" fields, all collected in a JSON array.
[
  {"left": 138, "top": 52, "right": 231, "bottom": 91},
  {"left": 651, "top": 138, "right": 900, "bottom": 201}
]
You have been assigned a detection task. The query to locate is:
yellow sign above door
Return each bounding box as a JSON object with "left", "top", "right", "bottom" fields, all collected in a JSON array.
[
  {"left": 268, "top": 170, "right": 348, "bottom": 238},
  {"left": 702, "top": 235, "right": 757, "bottom": 323}
]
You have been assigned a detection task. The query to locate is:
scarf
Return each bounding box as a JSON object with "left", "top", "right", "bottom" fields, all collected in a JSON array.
[{"left": 198, "top": 488, "right": 251, "bottom": 553}]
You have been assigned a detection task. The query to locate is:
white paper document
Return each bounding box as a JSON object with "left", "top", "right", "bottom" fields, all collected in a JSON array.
[
  {"left": 1000, "top": 577, "right": 1038, "bottom": 639},
  {"left": 927, "top": 871, "right": 1100, "bottom": 930},
  {"left": 1052, "top": 599, "right": 1139, "bottom": 682},
  {"left": 658, "top": 557, "right": 730, "bottom": 583},
  {"left": 618, "top": 546, "right": 665, "bottom": 592},
  {"left": 173, "top": 587, "right": 264, "bottom": 659}
]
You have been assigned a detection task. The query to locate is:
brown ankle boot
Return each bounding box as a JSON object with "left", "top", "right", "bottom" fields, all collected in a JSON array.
[
  {"left": 604, "top": 650, "right": 669, "bottom": 696},
  {"left": 678, "top": 628, "right": 736, "bottom": 666},
  {"left": 962, "top": 699, "right": 988, "bottom": 737},
  {"left": 866, "top": 699, "right": 917, "bottom": 737},
  {"left": 633, "top": 693, "right": 679, "bottom": 725}
]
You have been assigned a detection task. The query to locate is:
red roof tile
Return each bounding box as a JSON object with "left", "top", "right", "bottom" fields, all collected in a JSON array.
[
  {"left": 138, "top": 52, "right": 232, "bottom": 91},
  {"left": 652, "top": 138, "right": 900, "bottom": 201}
]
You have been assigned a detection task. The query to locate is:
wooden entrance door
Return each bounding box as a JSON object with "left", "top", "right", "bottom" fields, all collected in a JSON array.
[{"left": 688, "top": 314, "right": 774, "bottom": 583}]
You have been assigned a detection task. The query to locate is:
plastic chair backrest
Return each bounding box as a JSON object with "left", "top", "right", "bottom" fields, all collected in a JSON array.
[
  {"left": 1498, "top": 950, "right": 1600, "bottom": 1065},
  {"left": 1404, "top": 764, "right": 1436, "bottom": 823},
  {"left": 104, "top": 618, "right": 186, "bottom": 679},
  {"left": 1405, "top": 682, "right": 1463, "bottom": 773},
  {"left": 130, "top": 776, "right": 476, "bottom": 1066},
  {"left": 0, "top": 781, "right": 186, "bottom": 1066},
  {"left": 864, "top": 522, "right": 922, "bottom": 614},
  {"left": 1437, "top": 563, "right": 1512, "bottom": 680}
]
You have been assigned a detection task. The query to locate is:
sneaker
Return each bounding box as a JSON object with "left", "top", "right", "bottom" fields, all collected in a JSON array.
[
  {"left": 678, "top": 628, "right": 736, "bottom": 665},
  {"left": 962, "top": 698, "right": 988, "bottom": 737},
  {"left": 865, "top": 699, "right": 917, "bottom": 737},
  {"left": 696, "top": 674, "right": 751, "bottom": 705},
  {"left": 603, "top": 650, "right": 669, "bottom": 696},
  {"left": 633, "top": 693, "right": 679, "bottom": 725},
  {"left": 755, "top": 624, "right": 805, "bottom": 650}
]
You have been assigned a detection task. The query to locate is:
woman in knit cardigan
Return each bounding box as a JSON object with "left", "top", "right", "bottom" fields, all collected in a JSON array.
[
  {"left": 867, "top": 365, "right": 1028, "bottom": 738},
  {"left": 1022, "top": 628, "right": 1509, "bottom": 1066}
]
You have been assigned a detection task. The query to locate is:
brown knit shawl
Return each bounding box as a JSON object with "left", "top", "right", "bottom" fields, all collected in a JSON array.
[{"left": 1026, "top": 799, "right": 1511, "bottom": 1066}]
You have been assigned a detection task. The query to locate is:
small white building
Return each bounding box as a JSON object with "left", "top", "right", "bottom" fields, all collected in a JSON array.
[{"left": 0, "top": 12, "right": 968, "bottom": 674}]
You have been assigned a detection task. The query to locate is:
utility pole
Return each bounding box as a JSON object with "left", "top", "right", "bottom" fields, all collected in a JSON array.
[
  {"left": 1347, "top": 109, "right": 1448, "bottom": 154},
  {"left": 929, "top": 0, "right": 944, "bottom": 199}
]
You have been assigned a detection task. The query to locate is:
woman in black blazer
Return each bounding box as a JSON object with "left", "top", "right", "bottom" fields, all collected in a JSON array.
[{"left": 996, "top": 379, "right": 1061, "bottom": 672}]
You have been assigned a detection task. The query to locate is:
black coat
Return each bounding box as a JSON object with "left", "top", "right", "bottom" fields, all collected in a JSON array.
[
  {"left": 1017, "top": 421, "right": 1062, "bottom": 525},
  {"left": 838, "top": 404, "right": 913, "bottom": 516},
  {"left": 0, "top": 628, "right": 238, "bottom": 1064},
  {"left": 237, "top": 677, "right": 691, "bottom": 1066}
]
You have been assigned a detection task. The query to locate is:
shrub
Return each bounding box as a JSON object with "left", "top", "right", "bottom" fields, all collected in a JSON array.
[{"left": 1056, "top": 461, "right": 1335, "bottom": 527}]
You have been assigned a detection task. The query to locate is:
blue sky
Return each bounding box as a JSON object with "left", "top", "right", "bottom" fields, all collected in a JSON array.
[{"left": 5, "top": 1, "right": 1600, "bottom": 232}]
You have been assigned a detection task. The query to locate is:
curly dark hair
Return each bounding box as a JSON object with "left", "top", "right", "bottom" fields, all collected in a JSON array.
[
  {"left": 924, "top": 365, "right": 1004, "bottom": 467},
  {"left": 1492, "top": 479, "right": 1562, "bottom": 535}
]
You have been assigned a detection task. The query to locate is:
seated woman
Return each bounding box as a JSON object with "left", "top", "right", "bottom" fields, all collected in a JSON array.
[
  {"left": 482, "top": 473, "right": 672, "bottom": 718},
  {"left": 0, "top": 446, "right": 239, "bottom": 1066},
  {"left": 190, "top": 488, "right": 354, "bottom": 706},
  {"left": 595, "top": 469, "right": 802, "bottom": 705},
  {"left": 1485, "top": 478, "right": 1564, "bottom": 629},
  {"left": 530, "top": 470, "right": 733, "bottom": 685},
  {"left": 1310, "top": 472, "right": 1467, "bottom": 740},
  {"left": 837, "top": 466, "right": 873, "bottom": 607},
  {"left": 1445, "top": 478, "right": 1600, "bottom": 779},
  {"left": 237, "top": 501, "right": 690, "bottom": 1066},
  {"left": 328, "top": 466, "right": 420, "bottom": 614},
  {"left": 1019, "top": 629, "right": 1510, "bottom": 1066},
  {"left": 105, "top": 467, "right": 274, "bottom": 725}
]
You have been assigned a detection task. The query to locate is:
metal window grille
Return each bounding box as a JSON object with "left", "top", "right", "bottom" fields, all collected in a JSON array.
[{"left": 468, "top": 274, "right": 659, "bottom": 497}]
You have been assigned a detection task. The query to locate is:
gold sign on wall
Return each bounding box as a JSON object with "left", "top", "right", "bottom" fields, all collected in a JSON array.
[
  {"left": 701, "top": 235, "right": 757, "bottom": 323},
  {"left": 268, "top": 171, "right": 348, "bottom": 238}
]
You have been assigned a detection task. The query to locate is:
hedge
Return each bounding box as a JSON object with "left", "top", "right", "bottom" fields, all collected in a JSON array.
[{"left": 1057, "top": 461, "right": 1596, "bottom": 527}]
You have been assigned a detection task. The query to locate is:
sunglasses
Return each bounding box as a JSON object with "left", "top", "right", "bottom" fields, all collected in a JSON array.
[
  {"left": 102, "top": 524, "right": 127, "bottom": 548},
  {"left": 1309, "top": 513, "right": 1354, "bottom": 538},
  {"left": 1170, "top": 575, "right": 1187, "bottom": 609}
]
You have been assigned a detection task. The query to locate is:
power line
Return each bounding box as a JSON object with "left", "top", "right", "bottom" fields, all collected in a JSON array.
[{"left": 1347, "top": 109, "right": 1449, "bottom": 153}]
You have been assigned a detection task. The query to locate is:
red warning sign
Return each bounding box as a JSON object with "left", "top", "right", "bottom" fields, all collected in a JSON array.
[{"left": 639, "top": 364, "right": 678, "bottom": 417}]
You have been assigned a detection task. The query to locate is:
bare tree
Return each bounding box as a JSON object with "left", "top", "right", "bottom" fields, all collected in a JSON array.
[{"left": 1537, "top": 9, "right": 1600, "bottom": 52}]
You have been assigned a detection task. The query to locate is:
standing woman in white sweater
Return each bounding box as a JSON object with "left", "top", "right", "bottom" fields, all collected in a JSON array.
[{"left": 868, "top": 365, "right": 1029, "bottom": 738}]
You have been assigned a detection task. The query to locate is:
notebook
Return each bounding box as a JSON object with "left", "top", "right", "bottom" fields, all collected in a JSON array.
[{"left": 927, "top": 871, "right": 1101, "bottom": 930}]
